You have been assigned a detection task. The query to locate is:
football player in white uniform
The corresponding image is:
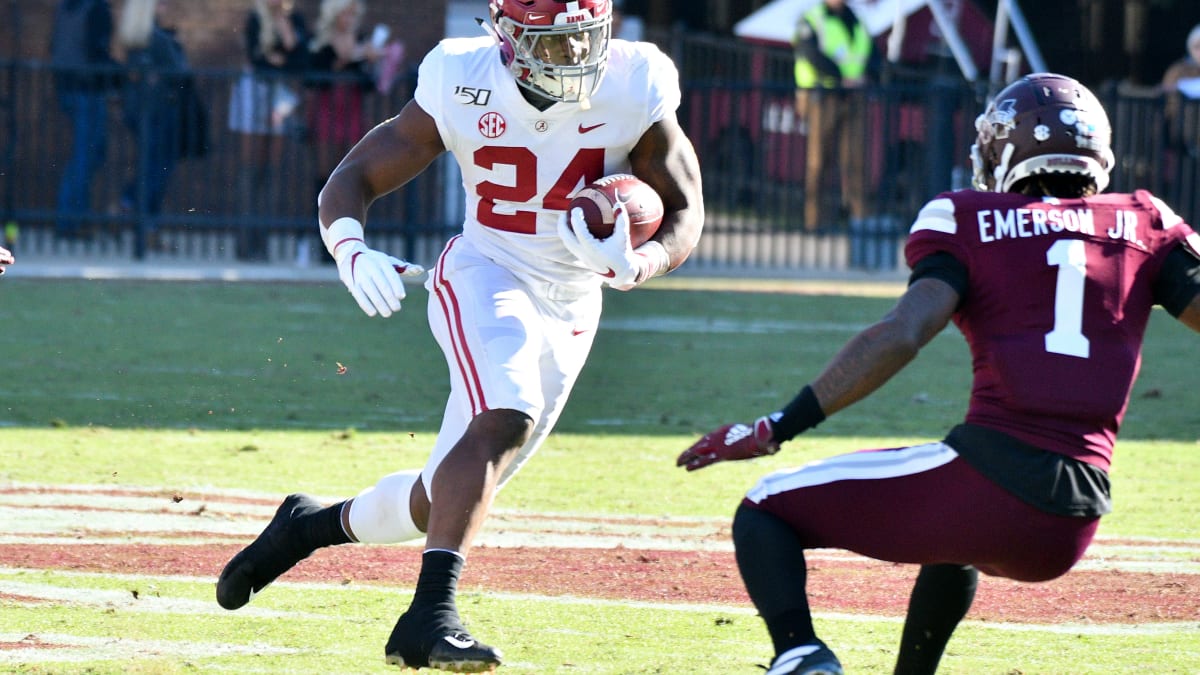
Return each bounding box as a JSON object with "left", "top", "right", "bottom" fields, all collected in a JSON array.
[{"left": 216, "top": 0, "right": 704, "bottom": 671}]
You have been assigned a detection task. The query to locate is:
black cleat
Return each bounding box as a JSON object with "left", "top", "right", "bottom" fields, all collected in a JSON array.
[
  {"left": 765, "top": 641, "right": 843, "bottom": 675},
  {"left": 216, "top": 493, "right": 321, "bottom": 610},
  {"left": 384, "top": 609, "right": 503, "bottom": 672}
]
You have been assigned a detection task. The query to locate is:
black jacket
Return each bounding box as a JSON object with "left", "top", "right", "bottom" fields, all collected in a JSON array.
[{"left": 50, "top": 0, "right": 119, "bottom": 91}]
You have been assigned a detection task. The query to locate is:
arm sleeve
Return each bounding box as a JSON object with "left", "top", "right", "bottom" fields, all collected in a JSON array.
[
  {"left": 645, "top": 45, "right": 682, "bottom": 123},
  {"left": 413, "top": 45, "right": 444, "bottom": 120},
  {"left": 1152, "top": 244, "right": 1200, "bottom": 317},
  {"left": 908, "top": 251, "right": 969, "bottom": 300},
  {"left": 413, "top": 43, "right": 451, "bottom": 146}
]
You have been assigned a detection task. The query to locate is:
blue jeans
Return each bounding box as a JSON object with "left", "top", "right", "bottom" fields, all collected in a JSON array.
[
  {"left": 56, "top": 90, "right": 109, "bottom": 236},
  {"left": 122, "top": 108, "right": 179, "bottom": 219}
]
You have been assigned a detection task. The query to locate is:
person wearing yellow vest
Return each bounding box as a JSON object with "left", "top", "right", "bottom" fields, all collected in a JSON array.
[{"left": 792, "top": 0, "right": 877, "bottom": 231}]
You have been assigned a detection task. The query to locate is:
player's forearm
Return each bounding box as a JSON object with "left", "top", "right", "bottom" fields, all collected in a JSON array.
[
  {"left": 318, "top": 171, "right": 371, "bottom": 231},
  {"left": 652, "top": 206, "right": 703, "bottom": 272},
  {"left": 810, "top": 319, "right": 921, "bottom": 416},
  {"left": 630, "top": 117, "right": 703, "bottom": 273},
  {"left": 809, "top": 278, "right": 957, "bottom": 417},
  {"left": 319, "top": 169, "right": 369, "bottom": 229}
]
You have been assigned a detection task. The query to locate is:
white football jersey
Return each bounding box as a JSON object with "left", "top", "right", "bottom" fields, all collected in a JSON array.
[{"left": 415, "top": 37, "right": 681, "bottom": 290}]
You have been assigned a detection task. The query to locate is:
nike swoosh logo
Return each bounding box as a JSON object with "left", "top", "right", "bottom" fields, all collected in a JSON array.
[
  {"left": 602, "top": 268, "right": 616, "bottom": 278},
  {"left": 578, "top": 122, "right": 606, "bottom": 133},
  {"left": 442, "top": 635, "right": 476, "bottom": 649},
  {"left": 572, "top": 328, "right": 590, "bottom": 336}
]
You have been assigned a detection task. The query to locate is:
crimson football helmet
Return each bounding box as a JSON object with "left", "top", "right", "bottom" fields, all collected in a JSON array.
[
  {"left": 970, "top": 73, "right": 1115, "bottom": 193},
  {"left": 489, "top": 0, "right": 612, "bottom": 103}
]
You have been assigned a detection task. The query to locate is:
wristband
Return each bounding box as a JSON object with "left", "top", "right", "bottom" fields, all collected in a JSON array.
[
  {"left": 321, "top": 217, "right": 365, "bottom": 259},
  {"left": 768, "top": 385, "right": 826, "bottom": 443}
]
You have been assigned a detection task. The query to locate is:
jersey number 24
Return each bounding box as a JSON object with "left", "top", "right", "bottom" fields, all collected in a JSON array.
[{"left": 474, "top": 146, "right": 606, "bottom": 234}]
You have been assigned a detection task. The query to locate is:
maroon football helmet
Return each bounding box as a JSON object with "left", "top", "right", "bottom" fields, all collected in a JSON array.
[
  {"left": 970, "top": 73, "right": 1115, "bottom": 193},
  {"left": 489, "top": 0, "right": 613, "bottom": 103}
]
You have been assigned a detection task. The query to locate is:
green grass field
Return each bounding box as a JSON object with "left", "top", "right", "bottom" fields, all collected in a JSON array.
[{"left": 0, "top": 277, "right": 1197, "bottom": 673}]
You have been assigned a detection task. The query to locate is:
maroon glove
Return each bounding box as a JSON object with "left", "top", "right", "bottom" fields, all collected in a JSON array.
[{"left": 676, "top": 416, "right": 779, "bottom": 471}]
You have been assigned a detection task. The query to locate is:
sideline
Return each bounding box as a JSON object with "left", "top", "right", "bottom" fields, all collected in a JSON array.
[
  {"left": 3, "top": 256, "right": 340, "bottom": 283},
  {"left": 3, "top": 255, "right": 910, "bottom": 296}
]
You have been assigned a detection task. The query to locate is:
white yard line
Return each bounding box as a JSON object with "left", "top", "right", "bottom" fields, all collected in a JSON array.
[
  {"left": 0, "top": 631, "right": 298, "bottom": 665},
  {"left": 3, "top": 570, "right": 1194, "bottom": 640},
  {"left": 2, "top": 483, "right": 1197, "bottom": 571}
]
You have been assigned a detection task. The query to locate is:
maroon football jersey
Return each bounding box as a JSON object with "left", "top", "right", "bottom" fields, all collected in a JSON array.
[{"left": 905, "top": 189, "right": 1197, "bottom": 471}]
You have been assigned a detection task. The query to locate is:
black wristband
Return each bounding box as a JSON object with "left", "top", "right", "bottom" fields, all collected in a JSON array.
[{"left": 770, "top": 385, "right": 826, "bottom": 443}]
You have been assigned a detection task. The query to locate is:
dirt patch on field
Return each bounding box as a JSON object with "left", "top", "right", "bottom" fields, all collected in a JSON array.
[{"left": 1, "top": 542, "right": 1196, "bottom": 624}]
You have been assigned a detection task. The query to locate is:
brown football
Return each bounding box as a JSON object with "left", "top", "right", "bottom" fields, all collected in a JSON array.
[{"left": 568, "top": 174, "right": 664, "bottom": 247}]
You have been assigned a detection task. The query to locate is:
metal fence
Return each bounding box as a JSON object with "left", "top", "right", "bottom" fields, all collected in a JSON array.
[{"left": 0, "top": 32, "right": 1192, "bottom": 275}]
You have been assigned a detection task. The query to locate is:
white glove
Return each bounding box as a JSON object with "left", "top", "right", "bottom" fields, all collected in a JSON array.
[
  {"left": 322, "top": 217, "right": 424, "bottom": 317},
  {"left": 557, "top": 200, "right": 669, "bottom": 291}
]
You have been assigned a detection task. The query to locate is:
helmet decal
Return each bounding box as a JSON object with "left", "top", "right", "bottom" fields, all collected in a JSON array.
[{"left": 970, "top": 73, "right": 1114, "bottom": 193}]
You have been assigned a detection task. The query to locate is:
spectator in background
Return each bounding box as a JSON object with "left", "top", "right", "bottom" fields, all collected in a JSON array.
[
  {"left": 1161, "top": 24, "right": 1200, "bottom": 125},
  {"left": 117, "top": 0, "right": 190, "bottom": 255},
  {"left": 0, "top": 245, "right": 13, "bottom": 276},
  {"left": 50, "top": 0, "right": 120, "bottom": 240},
  {"left": 1160, "top": 24, "right": 1200, "bottom": 186},
  {"left": 228, "top": 0, "right": 310, "bottom": 260},
  {"left": 792, "top": 0, "right": 878, "bottom": 232},
  {"left": 302, "top": 0, "right": 383, "bottom": 264}
]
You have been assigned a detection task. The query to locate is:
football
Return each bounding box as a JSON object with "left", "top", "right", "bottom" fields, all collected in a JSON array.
[{"left": 568, "top": 174, "right": 664, "bottom": 248}]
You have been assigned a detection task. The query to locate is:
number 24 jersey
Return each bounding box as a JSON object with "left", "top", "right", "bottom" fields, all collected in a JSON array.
[{"left": 415, "top": 36, "right": 681, "bottom": 292}]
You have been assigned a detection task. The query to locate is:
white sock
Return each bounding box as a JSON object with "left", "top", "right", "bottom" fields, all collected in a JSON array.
[{"left": 346, "top": 469, "right": 424, "bottom": 543}]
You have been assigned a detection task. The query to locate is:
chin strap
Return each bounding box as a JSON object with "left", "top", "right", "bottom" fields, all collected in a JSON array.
[
  {"left": 475, "top": 16, "right": 495, "bottom": 37},
  {"left": 476, "top": 17, "right": 503, "bottom": 45}
]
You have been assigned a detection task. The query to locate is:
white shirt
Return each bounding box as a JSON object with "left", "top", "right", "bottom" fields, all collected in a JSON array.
[{"left": 415, "top": 37, "right": 681, "bottom": 290}]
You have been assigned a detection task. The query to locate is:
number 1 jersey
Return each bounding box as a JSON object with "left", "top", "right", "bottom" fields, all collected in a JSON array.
[{"left": 905, "top": 189, "right": 1198, "bottom": 470}]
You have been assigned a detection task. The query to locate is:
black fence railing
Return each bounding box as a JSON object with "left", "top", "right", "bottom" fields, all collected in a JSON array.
[
  {"left": 1, "top": 31, "right": 1194, "bottom": 274},
  {"left": 0, "top": 59, "right": 458, "bottom": 264}
]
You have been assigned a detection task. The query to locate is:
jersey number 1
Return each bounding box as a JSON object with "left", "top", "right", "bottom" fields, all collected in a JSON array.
[{"left": 1044, "top": 239, "right": 1090, "bottom": 358}]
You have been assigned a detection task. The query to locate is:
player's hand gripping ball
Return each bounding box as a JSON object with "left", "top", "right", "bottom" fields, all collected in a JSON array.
[{"left": 568, "top": 173, "right": 664, "bottom": 248}]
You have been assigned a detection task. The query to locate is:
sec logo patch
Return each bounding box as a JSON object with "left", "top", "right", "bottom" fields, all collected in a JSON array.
[{"left": 478, "top": 112, "right": 506, "bottom": 139}]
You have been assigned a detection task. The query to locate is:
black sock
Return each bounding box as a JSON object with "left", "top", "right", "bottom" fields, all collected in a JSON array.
[
  {"left": 732, "top": 504, "right": 817, "bottom": 654},
  {"left": 763, "top": 608, "right": 817, "bottom": 655},
  {"left": 409, "top": 549, "right": 464, "bottom": 618},
  {"left": 894, "top": 564, "right": 978, "bottom": 675},
  {"left": 294, "top": 500, "right": 353, "bottom": 550}
]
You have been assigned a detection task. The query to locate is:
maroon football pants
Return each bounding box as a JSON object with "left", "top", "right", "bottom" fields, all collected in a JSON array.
[{"left": 743, "top": 442, "right": 1099, "bottom": 582}]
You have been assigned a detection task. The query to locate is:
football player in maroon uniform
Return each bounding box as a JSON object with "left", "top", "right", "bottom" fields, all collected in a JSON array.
[{"left": 677, "top": 73, "right": 1200, "bottom": 675}]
